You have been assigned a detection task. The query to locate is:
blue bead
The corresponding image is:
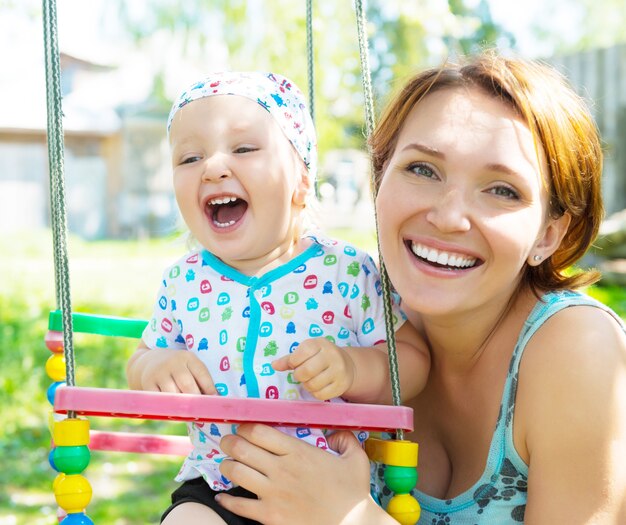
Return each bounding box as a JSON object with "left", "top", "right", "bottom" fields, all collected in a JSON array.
[
  {"left": 48, "top": 448, "right": 58, "bottom": 471},
  {"left": 47, "top": 381, "right": 66, "bottom": 405},
  {"left": 61, "top": 513, "right": 94, "bottom": 525}
]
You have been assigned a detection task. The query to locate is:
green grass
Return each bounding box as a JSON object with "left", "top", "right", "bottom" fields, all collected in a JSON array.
[
  {"left": 0, "top": 229, "right": 623, "bottom": 524},
  {"left": 587, "top": 282, "right": 626, "bottom": 319}
]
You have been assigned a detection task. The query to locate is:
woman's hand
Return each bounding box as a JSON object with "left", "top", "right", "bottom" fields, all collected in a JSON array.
[{"left": 218, "top": 424, "right": 394, "bottom": 525}]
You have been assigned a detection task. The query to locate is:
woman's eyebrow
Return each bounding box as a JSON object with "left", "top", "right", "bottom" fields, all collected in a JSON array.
[
  {"left": 485, "top": 162, "right": 523, "bottom": 179},
  {"left": 401, "top": 142, "right": 445, "bottom": 159}
]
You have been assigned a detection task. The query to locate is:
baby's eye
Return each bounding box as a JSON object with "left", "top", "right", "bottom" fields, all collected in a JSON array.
[
  {"left": 234, "top": 145, "right": 258, "bottom": 154},
  {"left": 180, "top": 155, "right": 201, "bottom": 165},
  {"left": 407, "top": 162, "right": 438, "bottom": 180},
  {"left": 487, "top": 185, "right": 520, "bottom": 200}
]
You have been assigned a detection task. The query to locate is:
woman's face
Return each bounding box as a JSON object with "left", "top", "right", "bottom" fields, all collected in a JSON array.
[{"left": 376, "top": 86, "right": 565, "bottom": 318}]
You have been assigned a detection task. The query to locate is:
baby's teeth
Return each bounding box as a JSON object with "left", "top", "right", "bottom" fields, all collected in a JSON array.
[
  {"left": 210, "top": 197, "right": 237, "bottom": 205},
  {"left": 215, "top": 220, "right": 236, "bottom": 228}
]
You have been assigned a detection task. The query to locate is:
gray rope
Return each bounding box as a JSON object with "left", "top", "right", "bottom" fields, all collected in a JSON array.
[
  {"left": 306, "top": 0, "right": 315, "bottom": 125},
  {"left": 42, "top": 0, "right": 76, "bottom": 396},
  {"left": 354, "top": 0, "right": 403, "bottom": 439}
]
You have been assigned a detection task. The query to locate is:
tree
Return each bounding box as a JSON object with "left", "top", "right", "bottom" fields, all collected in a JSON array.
[{"left": 106, "top": 0, "right": 514, "bottom": 155}]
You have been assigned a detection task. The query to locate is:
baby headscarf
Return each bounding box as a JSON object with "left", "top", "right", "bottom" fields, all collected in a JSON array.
[{"left": 167, "top": 71, "right": 317, "bottom": 182}]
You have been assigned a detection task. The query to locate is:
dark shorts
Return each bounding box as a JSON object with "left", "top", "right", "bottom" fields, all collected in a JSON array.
[{"left": 161, "top": 477, "right": 262, "bottom": 525}]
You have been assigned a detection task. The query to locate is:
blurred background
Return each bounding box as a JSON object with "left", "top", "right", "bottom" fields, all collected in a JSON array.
[{"left": 1, "top": 0, "right": 625, "bottom": 523}]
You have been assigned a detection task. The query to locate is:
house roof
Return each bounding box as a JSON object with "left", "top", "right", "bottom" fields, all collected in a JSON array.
[{"left": 1, "top": 50, "right": 122, "bottom": 136}]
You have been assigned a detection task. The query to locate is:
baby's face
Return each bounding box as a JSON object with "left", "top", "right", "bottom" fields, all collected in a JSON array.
[{"left": 169, "top": 95, "right": 310, "bottom": 275}]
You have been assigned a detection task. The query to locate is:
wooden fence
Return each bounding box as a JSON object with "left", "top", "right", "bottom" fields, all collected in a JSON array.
[{"left": 550, "top": 43, "right": 626, "bottom": 216}]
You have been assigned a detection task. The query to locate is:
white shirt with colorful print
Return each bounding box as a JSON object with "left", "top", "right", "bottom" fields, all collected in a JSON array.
[{"left": 142, "top": 234, "right": 406, "bottom": 490}]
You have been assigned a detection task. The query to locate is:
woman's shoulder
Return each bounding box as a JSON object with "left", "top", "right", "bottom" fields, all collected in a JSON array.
[
  {"left": 516, "top": 290, "right": 625, "bottom": 446},
  {"left": 526, "top": 290, "right": 625, "bottom": 359},
  {"left": 520, "top": 290, "right": 625, "bottom": 383},
  {"left": 514, "top": 291, "right": 626, "bottom": 519}
]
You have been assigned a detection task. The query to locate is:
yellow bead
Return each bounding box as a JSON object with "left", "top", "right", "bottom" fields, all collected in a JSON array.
[
  {"left": 45, "top": 354, "right": 66, "bottom": 382},
  {"left": 53, "top": 474, "right": 92, "bottom": 513},
  {"left": 364, "top": 437, "right": 418, "bottom": 467},
  {"left": 386, "top": 493, "right": 421, "bottom": 525},
  {"left": 53, "top": 473, "right": 66, "bottom": 492},
  {"left": 48, "top": 410, "right": 56, "bottom": 435},
  {"left": 53, "top": 418, "right": 90, "bottom": 447}
]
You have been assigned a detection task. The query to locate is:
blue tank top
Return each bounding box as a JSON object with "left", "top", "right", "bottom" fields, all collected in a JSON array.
[{"left": 371, "top": 290, "right": 625, "bottom": 524}]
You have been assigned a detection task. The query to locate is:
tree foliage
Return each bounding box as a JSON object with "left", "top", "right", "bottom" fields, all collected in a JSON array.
[{"left": 108, "top": 0, "right": 512, "bottom": 157}]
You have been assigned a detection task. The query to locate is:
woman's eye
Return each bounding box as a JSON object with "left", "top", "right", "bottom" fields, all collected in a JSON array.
[
  {"left": 407, "top": 162, "right": 437, "bottom": 179},
  {"left": 487, "top": 185, "right": 520, "bottom": 200}
]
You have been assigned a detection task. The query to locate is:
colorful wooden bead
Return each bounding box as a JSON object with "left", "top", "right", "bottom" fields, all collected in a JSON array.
[
  {"left": 53, "top": 445, "right": 90, "bottom": 475},
  {"left": 53, "top": 474, "right": 92, "bottom": 514},
  {"left": 45, "top": 330, "right": 64, "bottom": 352},
  {"left": 53, "top": 473, "right": 66, "bottom": 492},
  {"left": 49, "top": 448, "right": 58, "bottom": 472},
  {"left": 384, "top": 464, "right": 418, "bottom": 494},
  {"left": 45, "top": 354, "right": 66, "bottom": 382},
  {"left": 364, "top": 437, "right": 418, "bottom": 467},
  {"left": 60, "top": 512, "right": 94, "bottom": 524},
  {"left": 386, "top": 493, "right": 421, "bottom": 525},
  {"left": 53, "top": 419, "right": 90, "bottom": 447},
  {"left": 47, "top": 381, "right": 66, "bottom": 405},
  {"left": 365, "top": 437, "right": 420, "bottom": 524}
]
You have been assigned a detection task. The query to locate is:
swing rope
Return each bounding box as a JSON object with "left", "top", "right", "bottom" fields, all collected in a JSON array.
[
  {"left": 42, "top": 0, "right": 76, "bottom": 397},
  {"left": 354, "top": 0, "right": 404, "bottom": 439},
  {"left": 42, "top": 0, "right": 403, "bottom": 438},
  {"left": 305, "top": 0, "right": 315, "bottom": 125}
]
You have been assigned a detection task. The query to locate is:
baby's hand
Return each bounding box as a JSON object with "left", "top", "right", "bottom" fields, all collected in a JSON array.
[
  {"left": 272, "top": 338, "right": 355, "bottom": 400},
  {"left": 138, "top": 348, "right": 217, "bottom": 395}
]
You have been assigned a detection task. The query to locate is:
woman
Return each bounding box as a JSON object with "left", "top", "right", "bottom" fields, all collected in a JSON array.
[{"left": 214, "top": 52, "right": 626, "bottom": 524}]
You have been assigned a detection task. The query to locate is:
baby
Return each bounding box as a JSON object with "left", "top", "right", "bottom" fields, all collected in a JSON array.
[{"left": 126, "top": 71, "right": 430, "bottom": 524}]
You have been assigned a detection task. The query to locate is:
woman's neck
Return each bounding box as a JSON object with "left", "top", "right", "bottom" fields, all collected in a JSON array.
[{"left": 421, "top": 286, "right": 534, "bottom": 377}]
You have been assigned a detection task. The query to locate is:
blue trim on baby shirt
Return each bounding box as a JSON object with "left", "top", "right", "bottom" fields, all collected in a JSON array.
[{"left": 200, "top": 244, "right": 321, "bottom": 398}]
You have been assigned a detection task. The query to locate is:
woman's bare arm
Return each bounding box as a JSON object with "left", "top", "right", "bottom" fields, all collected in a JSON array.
[{"left": 521, "top": 306, "right": 626, "bottom": 524}]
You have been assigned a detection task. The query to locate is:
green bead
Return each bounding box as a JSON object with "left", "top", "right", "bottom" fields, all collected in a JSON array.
[
  {"left": 384, "top": 465, "right": 418, "bottom": 494},
  {"left": 52, "top": 445, "right": 90, "bottom": 475}
]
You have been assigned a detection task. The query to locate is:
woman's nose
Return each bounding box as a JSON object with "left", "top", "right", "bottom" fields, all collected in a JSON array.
[
  {"left": 201, "top": 153, "right": 232, "bottom": 182},
  {"left": 425, "top": 187, "right": 471, "bottom": 233}
]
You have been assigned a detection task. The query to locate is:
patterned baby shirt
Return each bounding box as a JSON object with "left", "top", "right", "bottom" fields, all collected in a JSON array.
[{"left": 143, "top": 233, "right": 405, "bottom": 490}]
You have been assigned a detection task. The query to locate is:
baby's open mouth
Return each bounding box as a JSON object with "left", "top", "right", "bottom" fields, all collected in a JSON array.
[
  {"left": 406, "top": 241, "right": 482, "bottom": 270},
  {"left": 206, "top": 196, "right": 248, "bottom": 228}
]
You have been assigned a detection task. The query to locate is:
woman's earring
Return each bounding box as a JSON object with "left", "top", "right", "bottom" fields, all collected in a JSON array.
[{"left": 533, "top": 255, "right": 542, "bottom": 262}]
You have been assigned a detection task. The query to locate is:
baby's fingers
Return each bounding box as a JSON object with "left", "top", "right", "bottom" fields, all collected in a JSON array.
[
  {"left": 190, "top": 363, "right": 218, "bottom": 395},
  {"left": 271, "top": 354, "right": 292, "bottom": 372},
  {"left": 272, "top": 338, "right": 324, "bottom": 372}
]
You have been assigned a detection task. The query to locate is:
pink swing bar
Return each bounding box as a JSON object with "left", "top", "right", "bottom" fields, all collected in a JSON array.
[{"left": 54, "top": 385, "right": 414, "bottom": 433}]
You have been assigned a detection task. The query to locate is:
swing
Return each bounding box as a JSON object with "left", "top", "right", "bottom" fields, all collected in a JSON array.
[{"left": 42, "top": 1, "right": 420, "bottom": 523}]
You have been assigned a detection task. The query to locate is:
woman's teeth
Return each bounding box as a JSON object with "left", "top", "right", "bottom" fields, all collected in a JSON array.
[{"left": 410, "top": 242, "right": 477, "bottom": 268}]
